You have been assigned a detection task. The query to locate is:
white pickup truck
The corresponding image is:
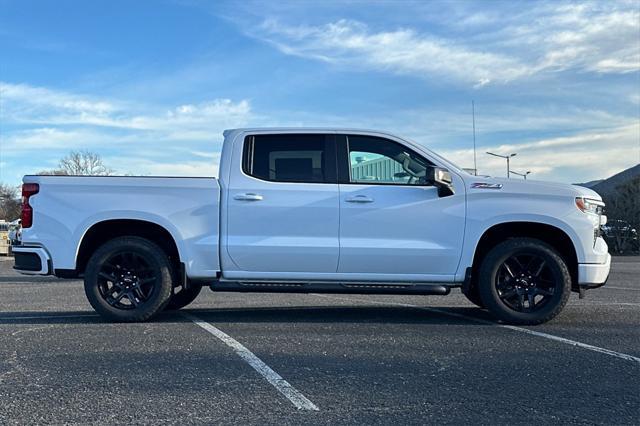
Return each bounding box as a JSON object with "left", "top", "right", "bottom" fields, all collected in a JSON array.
[{"left": 14, "top": 128, "right": 611, "bottom": 324}]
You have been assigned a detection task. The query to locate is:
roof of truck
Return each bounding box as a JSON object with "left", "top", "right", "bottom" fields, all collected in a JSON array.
[{"left": 223, "top": 127, "right": 396, "bottom": 137}]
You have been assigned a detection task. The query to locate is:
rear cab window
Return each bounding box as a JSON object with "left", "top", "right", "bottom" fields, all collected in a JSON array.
[{"left": 243, "top": 134, "right": 337, "bottom": 184}]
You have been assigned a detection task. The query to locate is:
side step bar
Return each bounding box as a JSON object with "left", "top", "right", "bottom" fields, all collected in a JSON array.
[{"left": 209, "top": 281, "right": 452, "bottom": 295}]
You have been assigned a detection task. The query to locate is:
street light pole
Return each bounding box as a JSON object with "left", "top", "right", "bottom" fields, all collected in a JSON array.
[
  {"left": 509, "top": 170, "right": 531, "bottom": 180},
  {"left": 486, "top": 151, "right": 517, "bottom": 178}
]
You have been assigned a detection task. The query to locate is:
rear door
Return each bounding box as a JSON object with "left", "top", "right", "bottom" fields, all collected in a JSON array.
[
  {"left": 224, "top": 133, "right": 340, "bottom": 278},
  {"left": 336, "top": 134, "right": 465, "bottom": 281}
]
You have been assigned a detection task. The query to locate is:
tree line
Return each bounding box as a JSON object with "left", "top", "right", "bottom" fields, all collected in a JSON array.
[{"left": 604, "top": 176, "right": 640, "bottom": 231}]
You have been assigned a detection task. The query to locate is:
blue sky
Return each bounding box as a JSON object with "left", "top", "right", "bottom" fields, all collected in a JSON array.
[{"left": 1, "top": 0, "right": 638, "bottom": 184}]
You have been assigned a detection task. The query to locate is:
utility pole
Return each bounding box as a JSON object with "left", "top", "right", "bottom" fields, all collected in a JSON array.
[
  {"left": 486, "top": 151, "right": 517, "bottom": 178},
  {"left": 510, "top": 170, "right": 531, "bottom": 180},
  {"left": 472, "top": 100, "right": 477, "bottom": 176}
]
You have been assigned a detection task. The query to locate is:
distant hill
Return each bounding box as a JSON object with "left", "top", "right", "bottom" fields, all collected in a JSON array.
[
  {"left": 578, "top": 164, "right": 640, "bottom": 236},
  {"left": 575, "top": 179, "right": 604, "bottom": 188},
  {"left": 587, "top": 164, "right": 640, "bottom": 199}
]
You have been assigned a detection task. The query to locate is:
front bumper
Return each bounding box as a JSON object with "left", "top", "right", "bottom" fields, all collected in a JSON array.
[
  {"left": 578, "top": 253, "right": 611, "bottom": 288},
  {"left": 12, "top": 246, "right": 52, "bottom": 275}
]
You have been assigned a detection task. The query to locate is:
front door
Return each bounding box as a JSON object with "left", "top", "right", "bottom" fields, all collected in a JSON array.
[
  {"left": 337, "top": 134, "right": 465, "bottom": 281},
  {"left": 225, "top": 133, "right": 340, "bottom": 278}
]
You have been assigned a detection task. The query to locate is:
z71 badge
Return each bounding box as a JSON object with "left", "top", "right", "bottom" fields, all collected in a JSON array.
[{"left": 471, "top": 182, "right": 503, "bottom": 189}]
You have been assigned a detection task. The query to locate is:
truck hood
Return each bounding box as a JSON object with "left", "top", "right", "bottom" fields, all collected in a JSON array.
[{"left": 463, "top": 176, "right": 603, "bottom": 200}]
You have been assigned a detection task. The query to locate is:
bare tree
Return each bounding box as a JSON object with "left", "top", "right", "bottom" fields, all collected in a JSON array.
[
  {"left": 38, "top": 150, "right": 114, "bottom": 176},
  {"left": 58, "top": 150, "right": 114, "bottom": 176},
  {"left": 0, "top": 183, "right": 21, "bottom": 221}
]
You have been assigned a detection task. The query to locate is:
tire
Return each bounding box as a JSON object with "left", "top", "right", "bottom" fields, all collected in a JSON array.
[
  {"left": 165, "top": 283, "right": 202, "bottom": 310},
  {"left": 463, "top": 284, "right": 485, "bottom": 309},
  {"left": 478, "top": 238, "right": 571, "bottom": 325},
  {"left": 84, "top": 237, "right": 173, "bottom": 322}
]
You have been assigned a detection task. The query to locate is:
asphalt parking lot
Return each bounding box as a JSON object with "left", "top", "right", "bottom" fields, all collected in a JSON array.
[{"left": 0, "top": 256, "right": 638, "bottom": 425}]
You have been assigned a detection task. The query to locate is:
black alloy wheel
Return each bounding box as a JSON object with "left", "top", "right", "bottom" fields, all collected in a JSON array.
[
  {"left": 478, "top": 238, "right": 571, "bottom": 325},
  {"left": 84, "top": 237, "right": 173, "bottom": 322},
  {"left": 494, "top": 252, "right": 556, "bottom": 312},
  {"left": 96, "top": 251, "right": 158, "bottom": 310}
]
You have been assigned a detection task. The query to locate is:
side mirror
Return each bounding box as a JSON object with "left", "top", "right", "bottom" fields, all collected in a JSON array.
[{"left": 427, "top": 166, "right": 454, "bottom": 197}]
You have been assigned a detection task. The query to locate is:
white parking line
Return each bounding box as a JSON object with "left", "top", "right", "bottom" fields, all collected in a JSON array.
[
  {"left": 181, "top": 312, "right": 319, "bottom": 411},
  {"left": 606, "top": 286, "right": 640, "bottom": 291},
  {"left": 313, "top": 294, "right": 640, "bottom": 364},
  {"left": 581, "top": 302, "right": 640, "bottom": 307}
]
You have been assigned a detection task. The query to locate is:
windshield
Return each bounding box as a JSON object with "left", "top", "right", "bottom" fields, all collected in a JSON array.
[{"left": 401, "top": 136, "right": 469, "bottom": 176}]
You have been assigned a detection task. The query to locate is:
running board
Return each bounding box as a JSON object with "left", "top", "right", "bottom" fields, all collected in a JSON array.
[{"left": 209, "top": 281, "right": 451, "bottom": 295}]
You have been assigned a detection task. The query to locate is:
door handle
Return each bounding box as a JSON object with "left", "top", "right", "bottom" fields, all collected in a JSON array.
[
  {"left": 234, "top": 193, "right": 264, "bottom": 201},
  {"left": 345, "top": 195, "right": 374, "bottom": 203}
]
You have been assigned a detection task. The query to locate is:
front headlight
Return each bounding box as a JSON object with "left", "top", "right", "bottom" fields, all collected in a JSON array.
[
  {"left": 575, "top": 197, "right": 604, "bottom": 215},
  {"left": 576, "top": 197, "right": 606, "bottom": 246}
]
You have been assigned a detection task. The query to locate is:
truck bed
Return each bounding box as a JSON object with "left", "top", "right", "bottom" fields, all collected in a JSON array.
[{"left": 21, "top": 175, "right": 221, "bottom": 278}]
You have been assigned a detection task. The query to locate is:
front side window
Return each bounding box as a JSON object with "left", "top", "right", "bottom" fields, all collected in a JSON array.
[
  {"left": 243, "top": 134, "right": 335, "bottom": 183},
  {"left": 346, "top": 135, "right": 432, "bottom": 185}
]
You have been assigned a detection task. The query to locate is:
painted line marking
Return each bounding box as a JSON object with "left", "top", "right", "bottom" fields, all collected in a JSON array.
[
  {"left": 182, "top": 312, "right": 319, "bottom": 411},
  {"left": 605, "top": 286, "right": 640, "bottom": 291},
  {"left": 313, "top": 294, "right": 640, "bottom": 364},
  {"left": 579, "top": 302, "right": 640, "bottom": 307}
]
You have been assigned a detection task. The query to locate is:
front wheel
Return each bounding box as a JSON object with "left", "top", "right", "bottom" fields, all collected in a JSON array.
[
  {"left": 478, "top": 238, "right": 571, "bottom": 325},
  {"left": 84, "top": 237, "right": 174, "bottom": 322}
]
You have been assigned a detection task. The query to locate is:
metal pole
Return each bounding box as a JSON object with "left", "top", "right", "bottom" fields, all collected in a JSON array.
[
  {"left": 509, "top": 170, "right": 530, "bottom": 180},
  {"left": 487, "top": 152, "right": 517, "bottom": 179},
  {"left": 472, "top": 101, "right": 477, "bottom": 176}
]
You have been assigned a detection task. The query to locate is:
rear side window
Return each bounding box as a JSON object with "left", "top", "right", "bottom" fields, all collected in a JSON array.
[{"left": 243, "top": 134, "right": 336, "bottom": 183}]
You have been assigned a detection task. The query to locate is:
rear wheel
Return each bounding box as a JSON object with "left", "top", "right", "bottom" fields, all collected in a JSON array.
[
  {"left": 84, "top": 237, "right": 173, "bottom": 322},
  {"left": 165, "top": 283, "right": 202, "bottom": 310},
  {"left": 478, "top": 238, "right": 571, "bottom": 325}
]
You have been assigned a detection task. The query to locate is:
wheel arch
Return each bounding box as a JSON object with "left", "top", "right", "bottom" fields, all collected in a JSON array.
[
  {"left": 75, "top": 219, "right": 182, "bottom": 276},
  {"left": 470, "top": 222, "right": 579, "bottom": 292}
]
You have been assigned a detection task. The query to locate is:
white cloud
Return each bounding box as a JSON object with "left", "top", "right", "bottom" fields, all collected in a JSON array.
[
  {"left": 532, "top": 4, "right": 640, "bottom": 74},
  {"left": 0, "top": 82, "right": 251, "bottom": 135},
  {"left": 2, "top": 128, "right": 114, "bottom": 153},
  {"left": 250, "top": 2, "right": 639, "bottom": 86},
  {"left": 189, "top": 150, "right": 221, "bottom": 159},
  {"left": 258, "top": 19, "right": 529, "bottom": 86},
  {"left": 1, "top": 82, "right": 115, "bottom": 114},
  {"left": 0, "top": 82, "right": 251, "bottom": 179}
]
